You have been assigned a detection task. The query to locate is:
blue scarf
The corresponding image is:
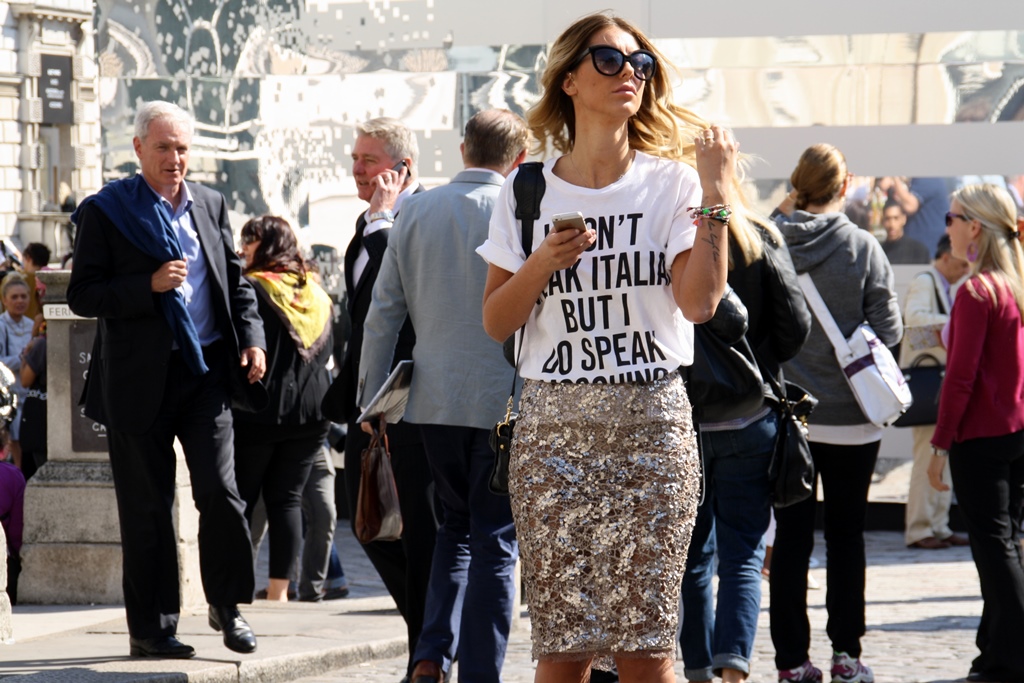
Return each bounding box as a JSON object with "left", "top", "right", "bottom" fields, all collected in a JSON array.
[{"left": 72, "top": 175, "right": 209, "bottom": 375}]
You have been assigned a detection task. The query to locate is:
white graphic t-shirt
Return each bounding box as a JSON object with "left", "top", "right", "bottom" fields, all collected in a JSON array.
[{"left": 477, "top": 151, "right": 701, "bottom": 384}]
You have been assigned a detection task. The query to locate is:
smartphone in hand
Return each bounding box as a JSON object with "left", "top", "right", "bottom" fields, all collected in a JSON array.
[
  {"left": 392, "top": 159, "right": 409, "bottom": 172},
  {"left": 552, "top": 211, "right": 586, "bottom": 233}
]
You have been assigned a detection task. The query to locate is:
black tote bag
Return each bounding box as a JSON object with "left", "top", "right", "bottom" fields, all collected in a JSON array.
[{"left": 893, "top": 353, "right": 944, "bottom": 427}]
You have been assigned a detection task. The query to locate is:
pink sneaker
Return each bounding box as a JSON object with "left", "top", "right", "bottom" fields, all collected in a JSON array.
[
  {"left": 779, "top": 660, "right": 823, "bottom": 683},
  {"left": 831, "top": 651, "right": 874, "bottom": 683}
]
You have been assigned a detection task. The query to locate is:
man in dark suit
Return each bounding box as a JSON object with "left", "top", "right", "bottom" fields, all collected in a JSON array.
[
  {"left": 324, "top": 117, "right": 438, "bottom": 681},
  {"left": 67, "top": 101, "right": 266, "bottom": 660},
  {"left": 359, "top": 109, "right": 528, "bottom": 683}
]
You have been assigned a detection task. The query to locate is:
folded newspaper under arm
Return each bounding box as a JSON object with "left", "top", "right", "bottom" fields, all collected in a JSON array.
[{"left": 357, "top": 360, "right": 414, "bottom": 424}]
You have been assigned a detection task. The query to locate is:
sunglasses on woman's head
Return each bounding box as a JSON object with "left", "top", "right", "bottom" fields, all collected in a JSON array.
[
  {"left": 573, "top": 45, "right": 657, "bottom": 81},
  {"left": 945, "top": 211, "right": 970, "bottom": 227}
]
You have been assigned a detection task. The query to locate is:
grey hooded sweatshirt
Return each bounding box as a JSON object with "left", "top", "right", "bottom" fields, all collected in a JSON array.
[{"left": 775, "top": 210, "right": 903, "bottom": 426}]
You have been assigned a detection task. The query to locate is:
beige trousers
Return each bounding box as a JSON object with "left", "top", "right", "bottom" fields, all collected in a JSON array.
[{"left": 904, "top": 424, "right": 954, "bottom": 545}]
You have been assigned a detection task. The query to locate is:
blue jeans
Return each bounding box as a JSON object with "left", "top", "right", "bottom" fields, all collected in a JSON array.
[
  {"left": 680, "top": 411, "right": 776, "bottom": 681},
  {"left": 414, "top": 424, "right": 518, "bottom": 682}
]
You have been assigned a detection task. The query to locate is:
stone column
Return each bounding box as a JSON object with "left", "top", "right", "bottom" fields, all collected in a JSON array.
[{"left": 18, "top": 270, "right": 203, "bottom": 608}]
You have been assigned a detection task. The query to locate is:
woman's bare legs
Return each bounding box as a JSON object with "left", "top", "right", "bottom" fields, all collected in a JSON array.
[
  {"left": 534, "top": 657, "right": 593, "bottom": 683},
  {"left": 265, "top": 577, "right": 290, "bottom": 602},
  {"left": 615, "top": 655, "right": 675, "bottom": 683},
  {"left": 722, "top": 666, "right": 747, "bottom": 683}
]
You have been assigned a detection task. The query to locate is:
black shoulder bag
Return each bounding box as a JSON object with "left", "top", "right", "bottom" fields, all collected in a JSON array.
[
  {"left": 685, "top": 285, "right": 766, "bottom": 423},
  {"left": 489, "top": 162, "right": 544, "bottom": 496},
  {"left": 761, "top": 366, "right": 818, "bottom": 508}
]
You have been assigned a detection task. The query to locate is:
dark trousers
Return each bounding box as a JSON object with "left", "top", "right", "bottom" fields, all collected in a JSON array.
[
  {"left": 106, "top": 350, "right": 254, "bottom": 640},
  {"left": 949, "top": 430, "right": 1024, "bottom": 679},
  {"left": 234, "top": 420, "right": 328, "bottom": 580},
  {"left": 770, "top": 440, "right": 879, "bottom": 669},
  {"left": 344, "top": 419, "right": 439, "bottom": 675},
  {"left": 414, "top": 424, "right": 518, "bottom": 681}
]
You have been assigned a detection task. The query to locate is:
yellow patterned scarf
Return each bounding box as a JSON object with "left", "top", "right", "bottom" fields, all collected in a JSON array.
[{"left": 247, "top": 271, "right": 332, "bottom": 362}]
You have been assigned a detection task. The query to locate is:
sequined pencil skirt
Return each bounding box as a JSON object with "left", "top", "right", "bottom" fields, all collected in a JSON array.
[{"left": 510, "top": 373, "right": 700, "bottom": 664}]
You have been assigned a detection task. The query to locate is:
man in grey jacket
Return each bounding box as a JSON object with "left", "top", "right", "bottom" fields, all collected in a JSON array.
[{"left": 358, "top": 109, "right": 528, "bottom": 683}]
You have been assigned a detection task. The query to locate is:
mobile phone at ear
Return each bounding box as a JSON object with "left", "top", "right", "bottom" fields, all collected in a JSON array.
[
  {"left": 552, "top": 211, "right": 586, "bottom": 233},
  {"left": 392, "top": 159, "right": 408, "bottom": 172}
]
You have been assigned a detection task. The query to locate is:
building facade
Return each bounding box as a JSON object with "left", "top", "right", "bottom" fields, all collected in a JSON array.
[
  {"left": 1, "top": 1, "right": 1022, "bottom": 257},
  {"left": 0, "top": 0, "right": 100, "bottom": 261}
]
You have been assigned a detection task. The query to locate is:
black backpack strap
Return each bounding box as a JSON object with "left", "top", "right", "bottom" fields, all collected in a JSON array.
[{"left": 512, "top": 161, "right": 545, "bottom": 257}]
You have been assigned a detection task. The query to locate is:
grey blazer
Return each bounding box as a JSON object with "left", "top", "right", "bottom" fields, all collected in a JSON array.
[{"left": 357, "top": 169, "right": 515, "bottom": 430}]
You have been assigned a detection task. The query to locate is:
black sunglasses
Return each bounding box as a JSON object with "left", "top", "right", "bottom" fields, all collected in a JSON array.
[
  {"left": 573, "top": 45, "right": 657, "bottom": 81},
  {"left": 945, "top": 211, "right": 970, "bottom": 227}
]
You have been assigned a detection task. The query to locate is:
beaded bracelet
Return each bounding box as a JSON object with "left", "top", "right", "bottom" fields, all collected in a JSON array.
[{"left": 687, "top": 204, "right": 732, "bottom": 225}]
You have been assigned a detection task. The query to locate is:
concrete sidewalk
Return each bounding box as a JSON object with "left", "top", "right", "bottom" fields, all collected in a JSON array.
[
  {"left": 301, "top": 531, "right": 987, "bottom": 683},
  {"left": 0, "top": 529, "right": 988, "bottom": 683},
  {"left": 0, "top": 525, "right": 409, "bottom": 682}
]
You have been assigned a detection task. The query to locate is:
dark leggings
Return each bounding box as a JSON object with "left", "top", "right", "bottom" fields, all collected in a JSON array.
[
  {"left": 949, "top": 430, "right": 1024, "bottom": 679},
  {"left": 770, "top": 440, "right": 879, "bottom": 669},
  {"left": 234, "top": 420, "right": 328, "bottom": 579}
]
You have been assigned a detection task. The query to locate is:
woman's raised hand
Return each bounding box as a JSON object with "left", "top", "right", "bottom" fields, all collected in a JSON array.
[{"left": 694, "top": 124, "right": 739, "bottom": 200}]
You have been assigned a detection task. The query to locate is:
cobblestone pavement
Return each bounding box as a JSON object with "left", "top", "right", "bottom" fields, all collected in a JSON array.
[{"left": 293, "top": 530, "right": 982, "bottom": 683}]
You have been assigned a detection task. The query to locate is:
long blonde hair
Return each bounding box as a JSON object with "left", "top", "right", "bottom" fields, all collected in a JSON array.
[
  {"left": 527, "top": 11, "right": 774, "bottom": 268},
  {"left": 954, "top": 183, "right": 1024, "bottom": 318}
]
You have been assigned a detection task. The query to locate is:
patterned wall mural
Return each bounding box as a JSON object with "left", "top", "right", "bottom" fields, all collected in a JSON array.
[
  {"left": 93, "top": 0, "right": 1024, "bottom": 249},
  {"left": 95, "top": 0, "right": 543, "bottom": 241}
]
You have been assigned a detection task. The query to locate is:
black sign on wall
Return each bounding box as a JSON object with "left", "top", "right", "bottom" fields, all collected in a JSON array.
[
  {"left": 70, "top": 320, "right": 107, "bottom": 452},
  {"left": 41, "top": 54, "right": 73, "bottom": 125}
]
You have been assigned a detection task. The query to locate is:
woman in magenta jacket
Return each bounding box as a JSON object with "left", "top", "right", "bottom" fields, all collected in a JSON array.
[{"left": 929, "top": 183, "right": 1024, "bottom": 683}]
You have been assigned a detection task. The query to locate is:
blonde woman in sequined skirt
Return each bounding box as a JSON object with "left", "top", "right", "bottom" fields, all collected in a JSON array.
[
  {"left": 510, "top": 375, "right": 700, "bottom": 672},
  {"left": 478, "top": 9, "right": 745, "bottom": 681}
]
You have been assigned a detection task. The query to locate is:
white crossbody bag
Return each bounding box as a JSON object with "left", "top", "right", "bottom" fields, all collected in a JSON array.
[{"left": 798, "top": 273, "right": 912, "bottom": 427}]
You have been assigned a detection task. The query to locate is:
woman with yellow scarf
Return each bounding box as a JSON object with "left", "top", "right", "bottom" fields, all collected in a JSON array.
[{"left": 233, "top": 215, "right": 334, "bottom": 602}]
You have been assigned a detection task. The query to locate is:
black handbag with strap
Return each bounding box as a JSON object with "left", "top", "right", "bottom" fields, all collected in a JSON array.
[
  {"left": 894, "top": 272, "right": 948, "bottom": 428},
  {"left": 893, "top": 353, "right": 944, "bottom": 427},
  {"left": 765, "top": 374, "right": 818, "bottom": 509},
  {"left": 490, "top": 162, "right": 545, "bottom": 495}
]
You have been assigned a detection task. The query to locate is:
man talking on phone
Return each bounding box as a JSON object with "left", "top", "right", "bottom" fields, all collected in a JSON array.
[
  {"left": 359, "top": 108, "right": 528, "bottom": 683},
  {"left": 323, "top": 117, "right": 437, "bottom": 682}
]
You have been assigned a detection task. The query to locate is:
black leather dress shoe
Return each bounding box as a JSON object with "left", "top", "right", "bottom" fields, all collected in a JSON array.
[
  {"left": 966, "top": 671, "right": 1024, "bottom": 679},
  {"left": 208, "top": 605, "right": 257, "bottom": 654},
  {"left": 968, "top": 669, "right": 1024, "bottom": 682},
  {"left": 410, "top": 659, "right": 443, "bottom": 683},
  {"left": 129, "top": 635, "right": 196, "bottom": 659}
]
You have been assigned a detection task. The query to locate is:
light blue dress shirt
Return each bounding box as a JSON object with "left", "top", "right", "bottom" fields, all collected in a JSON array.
[{"left": 144, "top": 179, "right": 221, "bottom": 346}]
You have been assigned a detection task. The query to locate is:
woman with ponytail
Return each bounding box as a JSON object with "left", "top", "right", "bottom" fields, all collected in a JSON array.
[
  {"left": 768, "top": 143, "right": 902, "bottom": 683},
  {"left": 929, "top": 183, "right": 1024, "bottom": 683}
]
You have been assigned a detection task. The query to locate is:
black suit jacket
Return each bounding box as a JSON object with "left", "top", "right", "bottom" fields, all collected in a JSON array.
[
  {"left": 67, "top": 181, "right": 266, "bottom": 434},
  {"left": 325, "top": 192, "right": 421, "bottom": 445}
]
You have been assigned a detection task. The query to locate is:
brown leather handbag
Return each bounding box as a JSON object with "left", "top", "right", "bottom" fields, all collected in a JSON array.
[{"left": 354, "top": 418, "right": 403, "bottom": 543}]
